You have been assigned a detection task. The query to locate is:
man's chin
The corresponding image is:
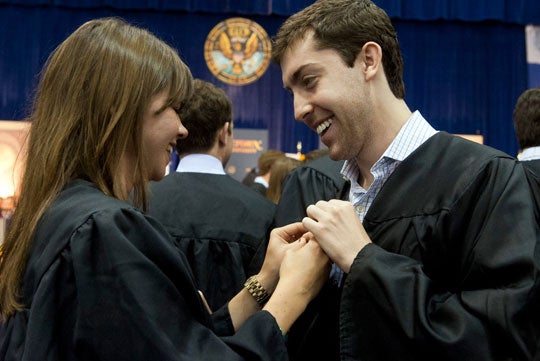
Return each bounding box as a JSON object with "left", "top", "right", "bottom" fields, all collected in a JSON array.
[{"left": 327, "top": 146, "right": 345, "bottom": 161}]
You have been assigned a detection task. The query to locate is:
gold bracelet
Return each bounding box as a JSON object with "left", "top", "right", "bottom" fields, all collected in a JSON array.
[{"left": 244, "top": 275, "right": 270, "bottom": 307}]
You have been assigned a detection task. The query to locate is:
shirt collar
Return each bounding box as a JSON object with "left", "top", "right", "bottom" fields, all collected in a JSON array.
[
  {"left": 381, "top": 110, "right": 437, "bottom": 162},
  {"left": 518, "top": 146, "right": 540, "bottom": 161},
  {"left": 253, "top": 176, "right": 269, "bottom": 188},
  {"left": 341, "top": 110, "right": 437, "bottom": 180},
  {"left": 176, "top": 154, "right": 226, "bottom": 175}
]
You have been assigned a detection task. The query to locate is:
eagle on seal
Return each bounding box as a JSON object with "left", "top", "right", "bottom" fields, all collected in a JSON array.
[{"left": 218, "top": 32, "right": 259, "bottom": 74}]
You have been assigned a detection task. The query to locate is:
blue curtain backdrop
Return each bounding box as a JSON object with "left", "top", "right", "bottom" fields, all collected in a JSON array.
[{"left": 1, "top": 0, "right": 540, "bottom": 155}]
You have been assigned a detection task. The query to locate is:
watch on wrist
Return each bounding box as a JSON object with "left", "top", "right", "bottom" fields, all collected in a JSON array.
[{"left": 244, "top": 275, "right": 270, "bottom": 307}]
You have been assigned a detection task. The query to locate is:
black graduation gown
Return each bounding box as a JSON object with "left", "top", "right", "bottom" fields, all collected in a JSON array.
[
  {"left": 521, "top": 160, "right": 540, "bottom": 211},
  {"left": 341, "top": 132, "right": 540, "bottom": 360},
  {"left": 283, "top": 132, "right": 540, "bottom": 361},
  {"left": 0, "top": 180, "right": 286, "bottom": 361},
  {"left": 249, "top": 182, "right": 267, "bottom": 197},
  {"left": 274, "top": 155, "right": 346, "bottom": 227},
  {"left": 522, "top": 159, "right": 540, "bottom": 178},
  {"left": 148, "top": 172, "right": 275, "bottom": 311},
  {"left": 272, "top": 155, "right": 347, "bottom": 361}
]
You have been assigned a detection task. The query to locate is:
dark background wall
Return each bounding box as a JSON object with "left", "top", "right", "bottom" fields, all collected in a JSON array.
[{"left": 1, "top": 0, "right": 540, "bottom": 156}]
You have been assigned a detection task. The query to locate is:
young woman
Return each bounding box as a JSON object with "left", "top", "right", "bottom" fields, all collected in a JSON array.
[{"left": 0, "top": 18, "right": 329, "bottom": 360}]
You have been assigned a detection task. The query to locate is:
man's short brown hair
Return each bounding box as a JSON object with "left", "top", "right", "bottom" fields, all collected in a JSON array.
[{"left": 513, "top": 87, "right": 540, "bottom": 150}]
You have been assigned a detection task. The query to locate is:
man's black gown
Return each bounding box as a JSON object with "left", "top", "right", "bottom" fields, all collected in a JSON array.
[
  {"left": 149, "top": 172, "right": 275, "bottom": 311},
  {"left": 286, "top": 132, "right": 540, "bottom": 361},
  {"left": 0, "top": 180, "right": 286, "bottom": 361}
]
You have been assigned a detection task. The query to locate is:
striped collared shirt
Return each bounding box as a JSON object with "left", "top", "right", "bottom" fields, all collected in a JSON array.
[
  {"left": 330, "top": 111, "right": 437, "bottom": 285},
  {"left": 342, "top": 110, "right": 437, "bottom": 222}
]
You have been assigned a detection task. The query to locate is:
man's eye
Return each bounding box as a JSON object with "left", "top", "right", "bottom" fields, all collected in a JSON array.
[{"left": 303, "top": 76, "right": 316, "bottom": 88}]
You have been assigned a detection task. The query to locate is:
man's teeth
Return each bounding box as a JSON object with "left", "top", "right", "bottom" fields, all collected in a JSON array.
[{"left": 317, "top": 118, "right": 333, "bottom": 135}]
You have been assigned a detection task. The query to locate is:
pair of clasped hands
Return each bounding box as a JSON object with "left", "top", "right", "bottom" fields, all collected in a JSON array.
[{"left": 259, "top": 200, "right": 372, "bottom": 306}]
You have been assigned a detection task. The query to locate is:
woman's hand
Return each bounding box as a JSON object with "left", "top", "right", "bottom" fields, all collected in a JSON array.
[
  {"left": 278, "top": 236, "right": 330, "bottom": 300},
  {"left": 263, "top": 236, "right": 330, "bottom": 334},
  {"left": 228, "top": 223, "right": 322, "bottom": 331},
  {"left": 257, "top": 222, "right": 309, "bottom": 294}
]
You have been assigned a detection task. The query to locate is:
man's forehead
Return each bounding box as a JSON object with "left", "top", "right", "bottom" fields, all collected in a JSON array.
[
  {"left": 281, "top": 33, "right": 317, "bottom": 83},
  {"left": 284, "top": 30, "right": 316, "bottom": 57}
]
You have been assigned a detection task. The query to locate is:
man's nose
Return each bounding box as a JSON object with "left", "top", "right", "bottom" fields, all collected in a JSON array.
[{"left": 293, "top": 93, "right": 313, "bottom": 122}]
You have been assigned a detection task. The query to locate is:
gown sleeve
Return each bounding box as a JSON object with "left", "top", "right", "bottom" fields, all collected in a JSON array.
[
  {"left": 341, "top": 159, "right": 540, "bottom": 360},
  {"left": 68, "top": 208, "right": 287, "bottom": 361}
]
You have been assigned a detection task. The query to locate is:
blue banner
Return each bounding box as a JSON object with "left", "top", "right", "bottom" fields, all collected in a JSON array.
[{"left": 526, "top": 25, "right": 540, "bottom": 88}]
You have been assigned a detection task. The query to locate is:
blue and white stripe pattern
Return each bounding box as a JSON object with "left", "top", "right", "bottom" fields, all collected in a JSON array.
[{"left": 329, "top": 111, "right": 437, "bottom": 285}]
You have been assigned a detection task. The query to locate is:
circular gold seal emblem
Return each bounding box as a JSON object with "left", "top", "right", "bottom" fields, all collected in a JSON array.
[{"left": 204, "top": 18, "right": 272, "bottom": 86}]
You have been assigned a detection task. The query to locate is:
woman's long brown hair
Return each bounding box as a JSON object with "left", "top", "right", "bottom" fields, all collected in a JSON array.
[{"left": 0, "top": 17, "right": 193, "bottom": 320}]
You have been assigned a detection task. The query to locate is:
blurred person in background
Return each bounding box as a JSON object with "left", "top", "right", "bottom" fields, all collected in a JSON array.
[
  {"left": 514, "top": 87, "right": 540, "bottom": 174},
  {"left": 249, "top": 149, "right": 285, "bottom": 196},
  {"left": 266, "top": 156, "right": 302, "bottom": 204},
  {"left": 149, "top": 79, "right": 276, "bottom": 310}
]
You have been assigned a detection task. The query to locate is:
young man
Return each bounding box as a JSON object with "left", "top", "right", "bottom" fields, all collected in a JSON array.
[
  {"left": 272, "top": 0, "right": 540, "bottom": 360},
  {"left": 149, "top": 79, "right": 276, "bottom": 311}
]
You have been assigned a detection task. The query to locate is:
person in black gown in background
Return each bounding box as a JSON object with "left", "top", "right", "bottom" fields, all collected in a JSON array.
[
  {"left": 149, "top": 79, "right": 276, "bottom": 311},
  {"left": 249, "top": 149, "right": 286, "bottom": 196},
  {"left": 274, "top": 154, "right": 346, "bottom": 227},
  {"left": 513, "top": 86, "right": 540, "bottom": 216},
  {"left": 514, "top": 87, "right": 540, "bottom": 174}
]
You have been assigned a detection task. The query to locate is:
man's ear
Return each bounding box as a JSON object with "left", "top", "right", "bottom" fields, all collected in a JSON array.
[
  {"left": 218, "top": 122, "right": 230, "bottom": 145},
  {"left": 357, "top": 41, "right": 382, "bottom": 81}
]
